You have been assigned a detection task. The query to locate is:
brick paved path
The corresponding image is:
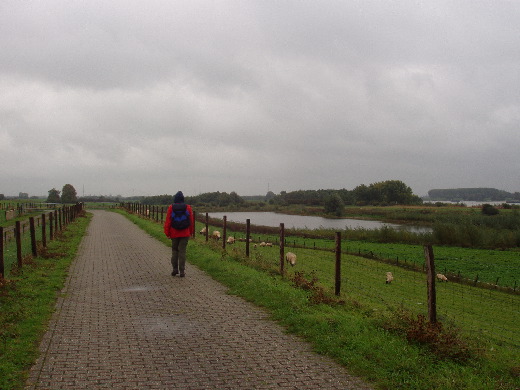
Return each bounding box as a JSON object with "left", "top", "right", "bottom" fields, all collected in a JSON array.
[{"left": 26, "top": 210, "right": 373, "bottom": 389}]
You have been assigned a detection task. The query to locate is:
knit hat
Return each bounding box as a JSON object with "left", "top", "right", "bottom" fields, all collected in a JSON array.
[{"left": 174, "top": 191, "right": 184, "bottom": 203}]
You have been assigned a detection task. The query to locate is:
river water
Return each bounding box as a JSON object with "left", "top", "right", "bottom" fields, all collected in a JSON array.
[{"left": 207, "top": 211, "right": 430, "bottom": 233}]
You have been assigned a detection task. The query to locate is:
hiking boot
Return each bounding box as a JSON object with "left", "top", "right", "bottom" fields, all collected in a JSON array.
[{"left": 172, "top": 271, "right": 178, "bottom": 276}]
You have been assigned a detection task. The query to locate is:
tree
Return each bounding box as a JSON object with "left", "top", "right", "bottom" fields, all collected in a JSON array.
[
  {"left": 47, "top": 188, "right": 61, "bottom": 203},
  {"left": 218, "top": 192, "right": 232, "bottom": 207},
  {"left": 324, "top": 193, "right": 345, "bottom": 217},
  {"left": 61, "top": 184, "right": 78, "bottom": 204},
  {"left": 265, "top": 191, "right": 276, "bottom": 201},
  {"left": 353, "top": 180, "right": 421, "bottom": 205},
  {"left": 482, "top": 204, "right": 499, "bottom": 216},
  {"left": 229, "top": 191, "right": 244, "bottom": 204}
]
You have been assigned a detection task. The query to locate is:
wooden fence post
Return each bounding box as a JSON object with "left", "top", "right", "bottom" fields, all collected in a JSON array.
[
  {"left": 205, "top": 213, "right": 209, "bottom": 242},
  {"left": 30, "top": 217, "right": 37, "bottom": 257},
  {"left": 335, "top": 232, "right": 341, "bottom": 296},
  {"left": 16, "top": 221, "right": 22, "bottom": 268},
  {"left": 0, "top": 227, "right": 4, "bottom": 278},
  {"left": 222, "top": 216, "right": 227, "bottom": 249},
  {"left": 42, "top": 213, "right": 47, "bottom": 248},
  {"left": 424, "top": 244, "right": 437, "bottom": 323},
  {"left": 279, "top": 223, "right": 285, "bottom": 275},
  {"left": 54, "top": 210, "right": 58, "bottom": 233},
  {"left": 49, "top": 212, "right": 54, "bottom": 241},
  {"left": 246, "top": 219, "right": 250, "bottom": 257}
]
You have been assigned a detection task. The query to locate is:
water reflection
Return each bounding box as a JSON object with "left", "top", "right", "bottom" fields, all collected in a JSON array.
[{"left": 207, "top": 212, "right": 430, "bottom": 233}]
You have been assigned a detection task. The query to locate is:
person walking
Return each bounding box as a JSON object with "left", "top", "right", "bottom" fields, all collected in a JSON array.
[{"left": 163, "top": 191, "right": 194, "bottom": 277}]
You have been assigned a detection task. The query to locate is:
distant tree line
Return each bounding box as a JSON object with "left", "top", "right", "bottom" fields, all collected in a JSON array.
[
  {"left": 78, "top": 195, "right": 121, "bottom": 203},
  {"left": 184, "top": 191, "right": 245, "bottom": 207},
  {"left": 271, "top": 180, "right": 421, "bottom": 206},
  {"left": 137, "top": 180, "right": 422, "bottom": 215},
  {"left": 140, "top": 191, "right": 269, "bottom": 207},
  {"left": 428, "top": 188, "right": 520, "bottom": 202}
]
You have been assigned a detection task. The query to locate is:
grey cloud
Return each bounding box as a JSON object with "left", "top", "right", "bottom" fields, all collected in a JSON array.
[{"left": 1, "top": 0, "right": 519, "bottom": 197}]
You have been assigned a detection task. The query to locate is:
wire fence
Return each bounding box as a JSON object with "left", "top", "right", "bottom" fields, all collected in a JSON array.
[
  {"left": 121, "top": 203, "right": 520, "bottom": 349},
  {"left": 0, "top": 203, "right": 84, "bottom": 278}
]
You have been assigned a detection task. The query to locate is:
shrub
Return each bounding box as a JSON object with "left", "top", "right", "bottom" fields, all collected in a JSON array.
[
  {"left": 383, "top": 310, "right": 476, "bottom": 363},
  {"left": 482, "top": 204, "right": 499, "bottom": 216}
]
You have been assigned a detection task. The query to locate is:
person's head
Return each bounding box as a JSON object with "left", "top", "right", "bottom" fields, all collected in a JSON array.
[{"left": 174, "top": 191, "right": 184, "bottom": 203}]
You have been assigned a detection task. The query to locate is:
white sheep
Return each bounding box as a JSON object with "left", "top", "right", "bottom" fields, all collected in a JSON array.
[
  {"left": 386, "top": 272, "right": 394, "bottom": 284},
  {"left": 265, "top": 242, "right": 273, "bottom": 247},
  {"left": 199, "top": 227, "right": 207, "bottom": 235},
  {"left": 436, "top": 273, "right": 448, "bottom": 282},
  {"left": 212, "top": 230, "right": 221, "bottom": 240},
  {"left": 226, "top": 236, "right": 235, "bottom": 244},
  {"left": 286, "top": 252, "right": 297, "bottom": 266},
  {"left": 259, "top": 241, "right": 266, "bottom": 247}
]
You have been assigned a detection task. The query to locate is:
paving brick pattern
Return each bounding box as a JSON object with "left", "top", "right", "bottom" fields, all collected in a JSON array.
[{"left": 26, "top": 210, "right": 373, "bottom": 389}]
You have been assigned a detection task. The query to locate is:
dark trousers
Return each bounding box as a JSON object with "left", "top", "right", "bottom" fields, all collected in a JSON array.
[{"left": 171, "top": 237, "right": 189, "bottom": 274}]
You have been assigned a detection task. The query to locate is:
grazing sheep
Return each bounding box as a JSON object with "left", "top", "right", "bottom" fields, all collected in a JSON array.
[
  {"left": 212, "top": 230, "right": 221, "bottom": 240},
  {"left": 199, "top": 227, "right": 207, "bottom": 235},
  {"left": 286, "top": 252, "right": 297, "bottom": 266},
  {"left": 259, "top": 241, "right": 266, "bottom": 247},
  {"left": 227, "top": 236, "right": 235, "bottom": 244},
  {"left": 265, "top": 242, "right": 273, "bottom": 247},
  {"left": 436, "top": 273, "right": 448, "bottom": 282},
  {"left": 386, "top": 272, "right": 394, "bottom": 284}
]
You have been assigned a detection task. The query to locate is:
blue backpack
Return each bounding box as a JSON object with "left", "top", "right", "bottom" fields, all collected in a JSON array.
[{"left": 170, "top": 203, "right": 191, "bottom": 230}]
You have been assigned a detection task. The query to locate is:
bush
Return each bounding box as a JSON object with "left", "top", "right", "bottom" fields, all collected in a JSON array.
[{"left": 482, "top": 204, "right": 499, "bottom": 216}]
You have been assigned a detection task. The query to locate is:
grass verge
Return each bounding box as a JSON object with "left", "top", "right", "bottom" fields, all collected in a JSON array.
[
  {"left": 118, "top": 209, "right": 519, "bottom": 390},
  {"left": 0, "top": 212, "right": 91, "bottom": 390}
]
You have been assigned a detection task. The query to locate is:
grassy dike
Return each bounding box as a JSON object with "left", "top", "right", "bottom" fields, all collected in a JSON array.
[
  {"left": 119, "top": 210, "right": 518, "bottom": 390},
  {"left": 0, "top": 212, "right": 92, "bottom": 390}
]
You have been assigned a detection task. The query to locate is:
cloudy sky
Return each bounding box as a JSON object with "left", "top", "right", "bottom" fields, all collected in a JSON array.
[{"left": 1, "top": 1, "right": 519, "bottom": 198}]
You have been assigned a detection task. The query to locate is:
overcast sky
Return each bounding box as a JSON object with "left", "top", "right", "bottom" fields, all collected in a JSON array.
[{"left": 1, "top": 1, "right": 519, "bottom": 198}]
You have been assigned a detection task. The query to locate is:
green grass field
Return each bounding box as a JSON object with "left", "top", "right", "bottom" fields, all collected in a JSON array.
[{"left": 196, "top": 223, "right": 520, "bottom": 290}]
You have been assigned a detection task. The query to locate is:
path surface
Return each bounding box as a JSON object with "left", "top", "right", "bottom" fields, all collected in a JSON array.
[{"left": 26, "top": 210, "right": 373, "bottom": 389}]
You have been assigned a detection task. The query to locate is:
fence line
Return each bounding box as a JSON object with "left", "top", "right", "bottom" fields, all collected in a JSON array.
[
  {"left": 120, "top": 203, "right": 518, "bottom": 290},
  {"left": 121, "top": 202, "right": 519, "bottom": 348},
  {"left": 0, "top": 203, "right": 84, "bottom": 278}
]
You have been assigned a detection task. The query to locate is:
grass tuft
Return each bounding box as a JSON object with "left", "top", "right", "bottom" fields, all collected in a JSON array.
[
  {"left": 381, "top": 310, "right": 477, "bottom": 363},
  {"left": 291, "top": 271, "right": 345, "bottom": 305}
]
